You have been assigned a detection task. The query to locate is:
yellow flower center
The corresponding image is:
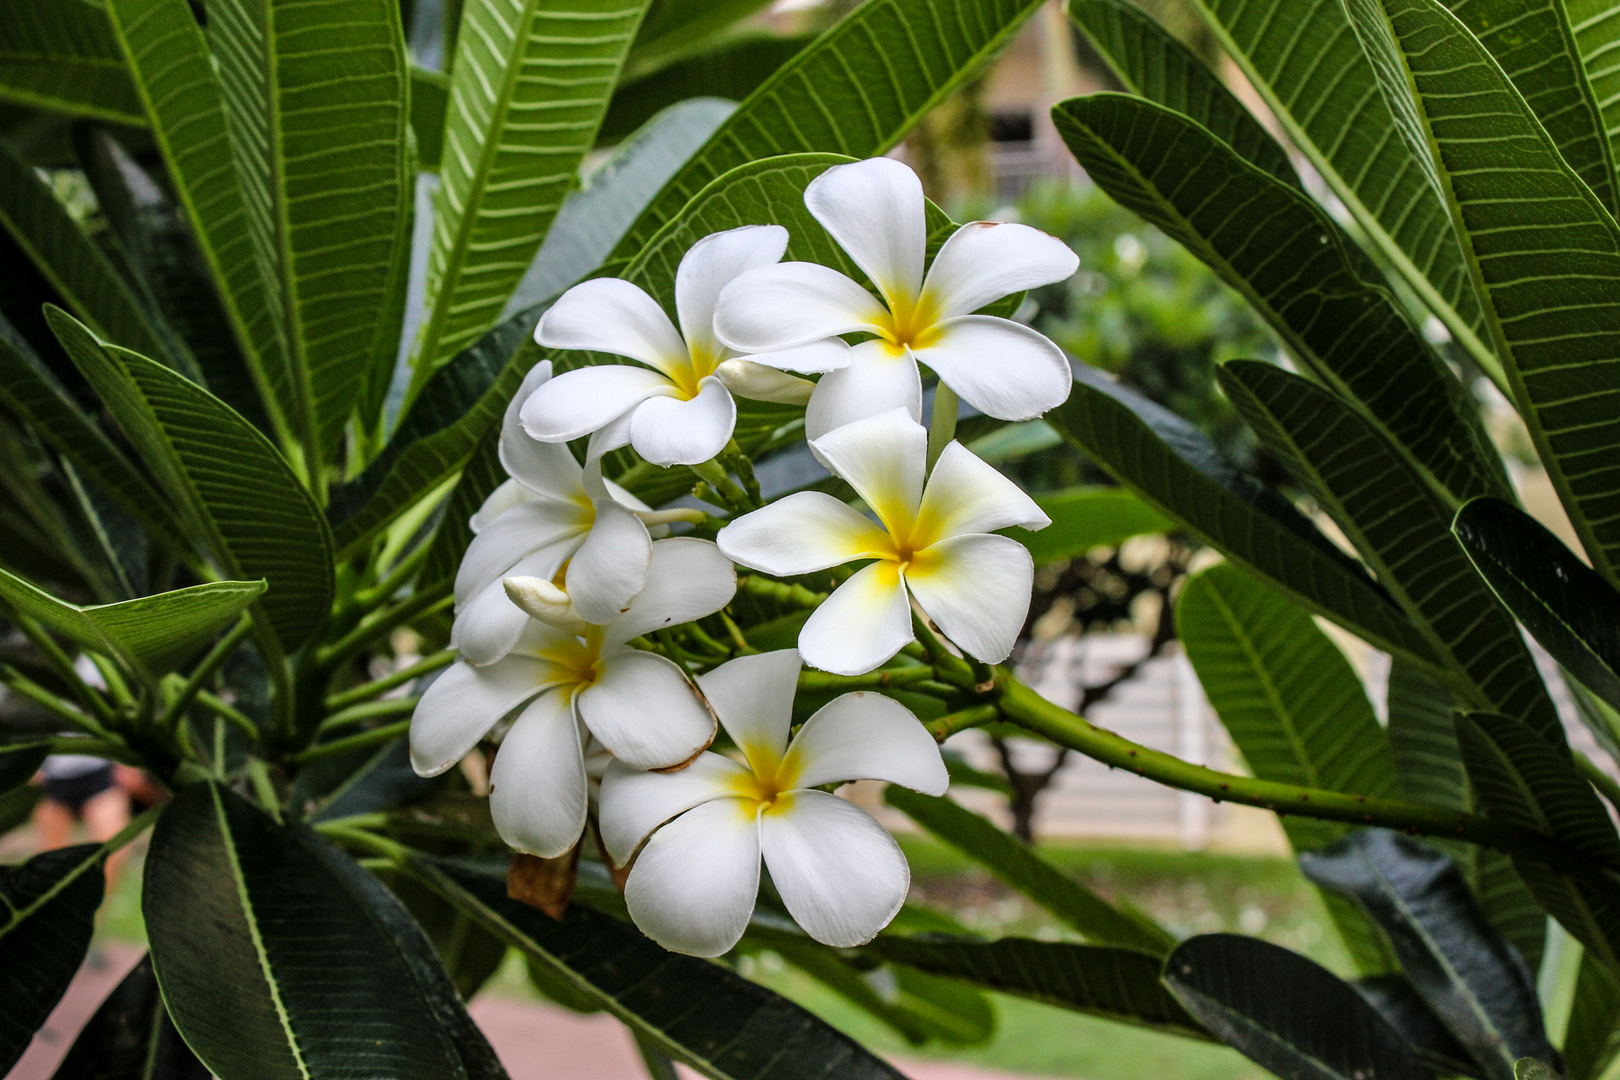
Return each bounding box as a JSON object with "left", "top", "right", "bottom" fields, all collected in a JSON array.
[
  {"left": 874, "top": 291, "right": 941, "bottom": 356},
  {"left": 725, "top": 739, "right": 805, "bottom": 818},
  {"left": 666, "top": 346, "right": 722, "bottom": 401},
  {"left": 537, "top": 625, "right": 606, "bottom": 692}
]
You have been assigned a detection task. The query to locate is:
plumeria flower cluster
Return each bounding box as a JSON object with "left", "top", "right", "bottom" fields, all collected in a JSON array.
[{"left": 412, "top": 156, "right": 1078, "bottom": 956}]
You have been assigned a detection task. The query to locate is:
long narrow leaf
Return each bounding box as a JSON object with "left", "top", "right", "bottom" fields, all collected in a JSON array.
[
  {"left": 1342, "top": 0, "right": 1620, "bottom": 584},
  {"left": 414, "top": 0, "right": 652, "bottom": 374},
  {"left": 0, "top": 0, "right": 144, "bottom": 124},
  {"left": 50, "top": 309, "right": 334, "bottom": 652},
  {"left": 206, "top": 0, "right": 413, "bottom": 464},
  {"left": 50, "top": 955, "right": 211, "bottom": 1080},
  {"left": 1567, "top": 0, "right": 1620, "bottom": 192},
  {"left": 1217, "top": 360, "right": 1564, "bottom": 747},
  {"left": 1052, "top": 93, "right": 1508, "bottom": 507}
]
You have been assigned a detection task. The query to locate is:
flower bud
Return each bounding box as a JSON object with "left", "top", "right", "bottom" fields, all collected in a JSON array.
[
  {"left": 716, "top": 359, "right": 815, "bottom": 405},
  {"left": 503, "top": 576, "right": 588, "bottom": 634}
]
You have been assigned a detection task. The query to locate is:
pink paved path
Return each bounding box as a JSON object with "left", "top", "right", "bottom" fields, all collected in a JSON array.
[{"left": 8, "top": 945, "right": 1044, "bottom": 1080}]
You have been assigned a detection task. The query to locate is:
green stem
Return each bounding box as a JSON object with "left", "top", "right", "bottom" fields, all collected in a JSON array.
[
  {"left": 797, "top": 666, "right": 938, "bottom": 694},
  {"left": 995, "top": 673, "right": 1596, "bottom": 869},
  {"left": 926, "top": 384, "right": 960, "bottom": 471},
  {"left": 13, "top": 616, "right": 117, "bottom": 727},
  {"left": 317, "top": 587, "right": 451, "bottom": 671},
  {"left": 317, "top": 821, "right": 411, "bottom": 861},
  {"left": 1577, "top": 752, "right": 1620, "bottom": 817},
  {"left": 245, "top": 758, "right": 282, "bottom": 822},
  {"left": 161, "top": 615, "right": 253, "bottom": 731},
  {"left": 737, "top": 575, "right": 827, "bottom": 609},
  {"left": 353, "top": 537, "right": 434, "bottom": 612},
  {"left": 0, "top": 663, "right": 120, "bottom": 742},
  {"left": 926, "top": 703, "right": 1001, "bottom": 741},
  {"left": 317, "top": 696, "right": 419, "bottom": 737},
  {"left": 291, "top": 719, "right": 412, "bottom": 764},
  {"left": 719, "top": 610, "right": 755, "bottom": 654},
  {"left": 324, "top": 650, "right": 454, "bottom": 711},
  {"left": 195, "top": 690, "right": 260, "bottom": 743},
  {"left": 910, "top": 611, "right": 977, "bottom": 690},
  {"left": 689, "top": 459, "right": 754, "bottom": 512}
]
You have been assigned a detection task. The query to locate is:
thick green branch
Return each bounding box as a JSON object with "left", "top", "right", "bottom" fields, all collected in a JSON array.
[
  {"left": 291, "top": 719, "right": 411, "bottom": 764},
  {"left": 995, "top": 672, "right": 1600, "bottom": 870},
  {"left": 324, "top": 650, "right": 453, "bottom": 711}
]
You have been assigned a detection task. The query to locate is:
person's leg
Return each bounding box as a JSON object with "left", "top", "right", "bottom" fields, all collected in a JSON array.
[
  {"left": 83, "top": 787, "right": 132, "bottom": 885},
  {"left": 31, "top": 796, "right": 77, "bottom": 851}
]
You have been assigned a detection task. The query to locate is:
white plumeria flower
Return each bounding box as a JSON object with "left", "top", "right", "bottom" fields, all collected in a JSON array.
[
  {"left": 599, "top": 649, "right": 947, "bottom": 957},
  {"left": 713, "top": 157, "right": 1079, "bottom": 440},
  {"left": 452, "top": 361, "right": 700, "bottom": 665},
  {"left": 412, "top": 538, "right": 737, "bottom": 858},
  {"left": 526, "top": 226, "right": 846, "bottom": 467},
  {"left": 717, "top": 408, "right": 1048, "bottom": 676}
]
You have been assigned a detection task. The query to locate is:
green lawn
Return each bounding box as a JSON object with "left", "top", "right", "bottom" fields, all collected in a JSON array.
[{"left": 97, "top": 835, "right": 1337, "bottom": 1079}]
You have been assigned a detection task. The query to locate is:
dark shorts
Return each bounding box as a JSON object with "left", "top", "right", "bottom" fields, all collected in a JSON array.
[{"left": 43, "top": 764, "right": 114, "bottom": 814}]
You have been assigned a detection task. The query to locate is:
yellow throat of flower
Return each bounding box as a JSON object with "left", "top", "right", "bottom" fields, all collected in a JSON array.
[{"left": 874, "top": 290, "right": 941, "bottom": 356}]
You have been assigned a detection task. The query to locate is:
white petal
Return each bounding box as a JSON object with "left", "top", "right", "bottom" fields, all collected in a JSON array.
[
  {"left": 713, "top": 262, "right": 887, "bottom": 352},
  {"left": 797, "top": 560, "right": 913, "bottom": 676},
  {"left": 501, "top": 426, "right": 584, "bottom": 504},
  {"left": 804, "top": 158, "right": 926, "bottom": 308},
  {"left": 628, "top": 376, "right": 736, "bottom": 467},
  {"left": 676, "top": 225, "right": 788, "bottom": 359},
  {"left": 453, "top": 544, "right": 574, "bottom": 665},
  {"left": 715, "top": 360, "right": 814, "bottom": 405},
  {"left": 566, "top": 498, "right": 652, "bottom": 624},
  {"left": 505, "top": 359, "right": 553, "bottom": 431},
  {"left": 469, "top": 478, "right": 535, "bottom": 535},
  {"left": 598, "top": 753, "right": 751, "bottom": 864},
  {"left": 904, "top": 533, "right": 1032, "bottom": 664},
  {"left": 606, "top": 538, "right": 737, "bottom": 647},
  {"left": 506, "top": 617, "right": 589, "bottom": 661},
  {"left": 694, "top": 649, "right": 802, "bottom": 770},
  {"left": 576, "top": 648, "right": 715, "bottom": 769},
  {"left": 739, "top": 338, "right": 851, "bottom": 375},
  {"left": 716, "top": 492, "right": 891, "bottom": 577},
  {"left": 624, "top": 797, "right": 761, "bottom": 957},
  {"left": 803, "top": 339, "right": 922, "bottom": 442},
  {"left": 783, "top": 692, "right": 947, "bottom": 794},
  {"left": 761, "top": 790, "right": 909, "bottom": 947},
  {"left": 410, "top": 656, "right": 553, "bottom": 776},
  {"left": 809, "top": 406, "right": 926, "bottom": 537},
  {"left": 520, "top": 365, "right": 674, "bottom": 443},
  {"left": 489, "top": 691, "right": 587, "bottom": 857},
  {"left": 921, "top": 221, "right": 1079, "bottom": 319},
  {"left": 913, "top": 316, "right": 1072, "bottom": 421},
  {"left": 585, "top": 406, "right": 635, "bottom": 460},
  {"left": 453, "top": 499, "right": 586, "bottom": 607},
  {"left": 535, "top": 277, "right": 687, "bottom": 375},
  {"left": 915, "top": 440, "right": 1050, "bottom": 544}
]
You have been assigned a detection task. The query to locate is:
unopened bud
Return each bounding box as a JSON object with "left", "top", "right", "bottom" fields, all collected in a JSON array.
[
  {"left": 504, "top": 576, "right": 587, "bottom": 633},
  {"left": 716, "top": 359, "right": 815, "bottom": 405}
]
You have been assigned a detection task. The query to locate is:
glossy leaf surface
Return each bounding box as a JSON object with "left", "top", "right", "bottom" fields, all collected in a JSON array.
[
  {"left": 50, "top": 955, "right": 210, "bottom": 1080},
  {"left": 1016, "top": 487, "right": 1172, "bottom": 565},
  {"left": 0, "top": 0, "right": 144, "bottom": 124}
]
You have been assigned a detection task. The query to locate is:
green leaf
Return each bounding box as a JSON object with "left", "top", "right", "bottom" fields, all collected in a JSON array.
[
  {"left": 1342, "top": 0, "right": 1620, "bottom": 584},
  {"left": 420, "top": 429, "right": 503, "bottom": 593},
  {"left": 50, "top": 310, "right": 334, "bottom": 651},
  {"left": 598, "top": 35, "right": 808, "bottom": 146},
  {"left": 1163, "top": 933, "right": 1430, "bottom": 1080},
  {"left": 502, "top": 97, "right": 736, "bottom": 317},
  {"left": 607, "top": 0, "right": 1047, "bottom": 261},
  {"left": 0, "top": 567, "right": 262, "bottom": 674},
  {"left": 1569, "top": 680, "right": 1620, "bottom": 774},
  {"left": 1177, "top": 562, "right": 1401, "bottom": 973},
  {"left": 1217, "top": 360, "right": 1564, "bottom": 747},
  {"left": 0, "top": 136, "right": 177, "bottom": 371},
  {"left": 0, "top": 735, "right": 50, "bottom": 794},
  {"left": 50, "top": 954, "right": 211, "bottom": 1080},
  {"left": 1567, "top": 0, "right": 1620, "bottom": 191},
  {"left": 411, "top": 65, "right": 448, "bottom": 171},
  {"left": 1352, "top": 975, "right": 1480, "bottom": 1077},
  {"left": 292, "top": 737, "right": 429, "bottom": 824},
  {"left": 623, "top": 0, "right": 776, "bottom": 79},
  {"left": 0, "top": 313, "right": 188, "bottom": 554},
  {"left": 884, "top": 788, "right": 1176, "bottom": 955},
  {"left": 1454, "top": 710, "right": 1620, "bottom": 970},
  {"left": 102, "top": 0, "right": 298, "bottom": 454},
  {"left": 1447, "top": 0, "right": 1619, "bottom": 218},
  {"left": 414, "top": 0, "right": 652, "bottom": 374},
  {"left": 1564, "top": 952, "right": 1620, "bottom": 1080},
  {"left": 1046, "top": 364, "right": 1438, "bottom": 666},
  {"left": 1183, "top": 0, "right": 1493, "bottom": 373},
  {"left": 144, "top": 783, "right": 501, "bottom": 1080},
  {"left": 410, "top": 854, "right": 912, "bottom": 1079},
  {"left": 1051, "top": 93, "right": 1508, "bottom": 508},
  {"left": 205, "top": 0, "right": 412, "bottom": 464},
  {"left": 1064, "top": 0, "right": 1296, "bottom": 186},
  {"left": 328, "top": 312, "right": 539, "bottom": 560},
  {"left": 72, "top": 128, "right": 274, "bottom": 437},
  {"left": 1455, "top": 496, "right": 1620, "bottom": 716},
  {"left": 861, "top": 934, "right": 1209, "bottom": 1039},
  {"left": 1387, "top": 658, "right": 1470, "bottom": 814},
  {"left": 1015, "top": 486, "right": 1172, "bottom": 564},
  {"left": 0, "top": 0, "right": 145, "bottom": 124},
  {"left": 0, "top": 844, "right": 108, "bottom": 1074},
  {"left": 1300, "top": 829, "right": 1551, "bottom": 1080}
]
